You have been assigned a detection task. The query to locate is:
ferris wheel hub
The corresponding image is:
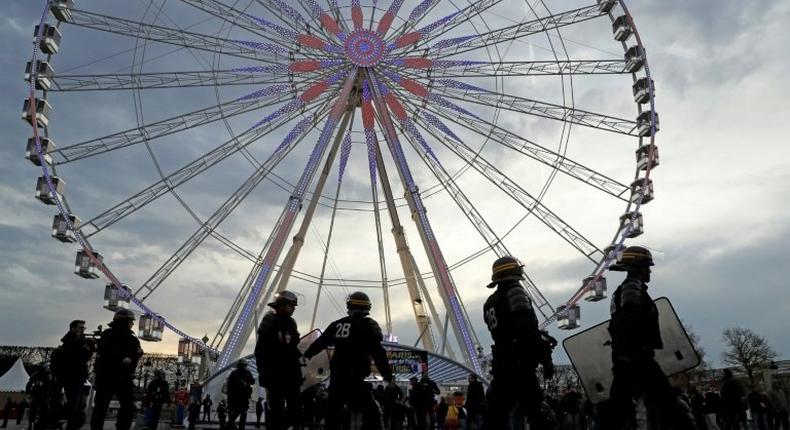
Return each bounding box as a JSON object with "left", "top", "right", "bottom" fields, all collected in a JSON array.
[{"left": 344, "top": 30, "right": 385, "bottom": 67}]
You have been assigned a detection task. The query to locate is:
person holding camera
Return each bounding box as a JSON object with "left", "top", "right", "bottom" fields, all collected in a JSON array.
[{"left": 52, "top": 320, "right": 96, "bottom": 430}]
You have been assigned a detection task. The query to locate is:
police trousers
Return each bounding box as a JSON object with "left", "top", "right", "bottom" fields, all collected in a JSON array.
[
  {"left": 265, "top": 383, "right": 301, "bottom": 430},
  {"left": 482, "top": 353, "right": 548, "bottom": 430},
  {"left": 325, "top": 377, "right": 381, "bottom": 430},
  {"left": 90, "top": 379, "right": 136, "bottom": 430}
]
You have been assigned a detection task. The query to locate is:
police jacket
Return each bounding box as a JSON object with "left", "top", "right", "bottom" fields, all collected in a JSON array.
[
  {"left": 146, "top": 378, "right": 170, "bottom": 404},
  {"left": 483, "top": 280, "right": 542, "bottom": 359},
  {"left": 254, "top": 311, "right": 302, "bottom": 388},
  {"left": 304, "top": 314, "right": 393, "bottom": 382},
  {"left": 56, "top": 332, "right": 95, "bottom": 384},
  {"left": 608, "top": 276, "right": 662, "bottom": 356},
  {"left": 226, "top": 368, "right": 255, "bottom": 407},
  {"left": 94, "top": 321, "right": 143, "bottom": 383}
]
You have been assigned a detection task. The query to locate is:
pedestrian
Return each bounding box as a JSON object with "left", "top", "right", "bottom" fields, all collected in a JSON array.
[
  {"left": 2, "top": 398, "right": 14, "bottom": 428},
  {"left": 16, "top": 399, "right": 28, "bottom": 426},
  {"left": 89, "top": 309, "right": 144, "bottom": 430},
  {"left": 720, "top": 369, "right": 746, "bottom": 430},
  {"left": 217, "top": 400, "right": 227, "bottom": 430},
  {"left": 202, "top": 394, "right": 213, "bottom": 422},
  {"left": 689, "top": 386, "right": 708, "bottom": 430},
  {"left": 464, "top": 374, "right": 484, "bottom": 430},
  {"left": 26, "top": 364, "right": 57, "bottom": 430},
  {"left": 53, "top": 320, "right": 96, "bottom": 430},
  {"left": 410, "top": 372, "right": 439, "bottom": 430},
  {"left": 769, "top": 382, "right": 789, "bottom": 430},
  {"left": 145, "top": 370, "right": 170, "bottom": 430},
  {"left": 598, "top": 246, "right": 698, "bottom": 430},
  {"left": 748, "top": 385, "right": 769, "bottom": 430},
  {"left": 187, "top": 401, "right": 200, "bottom": 430},
  {"left": 436, "top": 397, "right": 448, "bottom": 430},
  {"left": 226, "top": 360, "right": 255, "bottom": 430},
  {"left": 481, "top": 256, "right": 556, "bottom": 429},
  {"left": 255, "top": 398, "right": 263, "bottom": 428},
  {"left": 304, "top": 291, "right": 394, "bottom": 430},
  {"left": 703, "top": 389, "right": 721, "bottom": 430},
  {"left": 254, "top": 290, "right": 302, "bottom": 430},
  {"left": 383, "top": 381, "right": 403, "bottom": 429},
  {"left": 560, "top": 389, "right": 583, "bottom": 430}
]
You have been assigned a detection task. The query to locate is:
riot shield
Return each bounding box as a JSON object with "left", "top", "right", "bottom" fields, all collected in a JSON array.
[
  {"left": 562, "top": 297, "right": 700, "bottom": 404},
  {"left": 298, "top": 329, "right": 330, "bottom": 392}
]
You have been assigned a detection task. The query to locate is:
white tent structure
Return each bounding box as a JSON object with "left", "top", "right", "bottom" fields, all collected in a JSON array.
[{"left": 0, "top": 358, "right": 30, "bottom": 392}]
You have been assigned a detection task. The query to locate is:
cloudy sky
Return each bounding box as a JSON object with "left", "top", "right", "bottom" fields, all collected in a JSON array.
[{"left": 1, "top": 0, "right": 789, "bottom": 371}]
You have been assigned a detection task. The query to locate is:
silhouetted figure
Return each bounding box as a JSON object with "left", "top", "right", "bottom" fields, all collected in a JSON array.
[
  {"left": 202, "top": 395, "right": 213, "bottom": 422},
  {"left": 2, "top": 398, "right": 14, "bottom": 428},
  {"left": 254, "top": 290, "right": 302, "bottom": 430},
  {"left": 187, "top": 401, "right": 200, "bottom": 430},
  {"left": 26, "top": 366, "right": 57, "bottom": 430},
  {"left": 16, "top": 399, "right": 28, "bottom": 426},
  {"left": 600, "top": 246, "right": 697, "bottom": 430},
  {"left": 465, "top": 375, "right": 484, "bottom": 430},
  {"left": 90, "top": 310, "right": 143, "bottom": 430},
  {"left": 304, "top": 291, "right": 393, "bottom": 430},
  {"left": 255, "top": 398, "right": 263, "bottom": 428},
  {"left": 226, "top": 360, "right": 254, "bottom": 430},
  {"left": 146, "top": 370, "right": 170, "bottom": 430},
  {"left": 217, "top": 401, "right": 228, "bottom": 430},
  {"left": 54, "top": 320, "right": 95, "bottom": 430},
  {"left": 482, "top": 256, "right": 555, "bottom": 430},
  {"left": 410, "top": 373, "right": 439, "bottom": 430},
  {"left": 383, "top": 382, "right": 403, "bottom": 429}
]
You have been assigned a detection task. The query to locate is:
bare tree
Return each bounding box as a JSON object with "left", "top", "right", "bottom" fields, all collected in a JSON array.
[{"left": 722, "top": 327, "right": 777, "bottom": 385}]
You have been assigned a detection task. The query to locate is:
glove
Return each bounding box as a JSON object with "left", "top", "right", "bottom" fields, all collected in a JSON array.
[{"left": 542, "top": 361, "right": 554, "bottom": 380}]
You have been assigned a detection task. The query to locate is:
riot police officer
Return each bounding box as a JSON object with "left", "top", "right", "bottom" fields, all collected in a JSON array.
[
  {"left": 226, "top": 360, "right": 255, "bottom": 430},
  {"left": 146, "top": 369, "right": 170, "bottom": 430},
  {"left": 602, "top": 245, "right": 696, "bottom": 430},
  {"left": 54, "top": 320, "right": 95, "bottom": 430},
  {"left": 304, "top": 291, "right": 393, "bottom": 430},
  {"left": 90, "top": 309, "right": 143, "bottom": 430},
  {"left": 254, "top": 290, "right": 302, "bottom": 430},
  {"left": 482, "top": 256, "right": 554, "bottom": 430}
]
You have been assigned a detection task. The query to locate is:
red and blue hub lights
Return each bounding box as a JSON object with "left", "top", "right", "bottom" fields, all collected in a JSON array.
[{"left": 344, "top": 30, "right": 386, "bottom": 67}]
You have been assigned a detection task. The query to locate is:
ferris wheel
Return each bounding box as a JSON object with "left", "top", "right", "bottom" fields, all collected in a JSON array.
[{"left": 25, "top": 0, "right": 658, "bottom": 376}]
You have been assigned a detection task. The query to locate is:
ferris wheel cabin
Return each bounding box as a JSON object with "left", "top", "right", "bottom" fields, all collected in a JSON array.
[
  {"left": 33, "top": 24, "right": 62, "bottom": 55},
  {"left": 26, "top": 137, "right": 55, "bottom": 167},
  {"left": 557, "top": 304, "right": 581, "bottom": 330},
  {"left": 583, "top": 276, "right": 607, "bottom": 302},
  {"left": 22, "top": 98, "right": 52, "bottom": 128},
  {"left": 597, "top": 0, "right": 616, "bottom": 13},
  {"left": 636, "top": 111, "right": 659, "bottom": 137},
  {"left": 636, "top": 144, "right": 660, "bottom": 171},
  {"left": 604, "top": 243, "right": 623, "bottom": 262},
  {"left": 52, "top": 214, "right": 80, "bottom": 243},
  {"left": 620, "top": 212, "right": 644, "bottom": 238},
  {"left": 624, "top": 46, "right": 645, "bottom": 73},
  {"left": 632, "top": 77, "right": 654, "bottom": 104},
  {"left": 612, "top": 16, "right": 633, "bottom": 42},
  {"left": 139, "top": 314, "right": 165, "bottom": 342},
  {"left": 50, "top": 0, "right": 75, "bottom": 22},
  {"left": 35, "top": 175, "right": 64, "bottom": 205},
  {"left": 630, "top": 178, "right": 654, "bottom": 204},
  {"left": 103, "top": 283, "right": 131, "bottom": 311},
  {"left": 74, "top": 250, "right": 103, "bottom": 279},
  {"left": 25, "top": 61, "right": 54, "bottom": 91}
]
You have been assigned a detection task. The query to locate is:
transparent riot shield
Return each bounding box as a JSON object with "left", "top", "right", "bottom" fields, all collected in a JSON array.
[
  {"left": 298, "top": 329, "right": 330, "bottom": 392},
  {"left": 562, "top": 297, "right": 700, "bottom": 404}
]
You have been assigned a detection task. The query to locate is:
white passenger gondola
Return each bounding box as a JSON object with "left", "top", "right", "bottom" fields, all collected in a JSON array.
[
  {"left": 103, "top": 283, "right": 131, "bottom": 311},
  {"left": 597, "top": 0, "right": 616, "bottom": 13},
  {"left": 139, "top": 314, "right": 165, "bottom": 342},
  {"left": 604, "top": 243, "right": 622, "bottom": 262},
  {"left": 52, "top": 213, "right": 79, "bottom": 242},
  {"left": 178, "top": 338, "right": 196, "bottom": 363},
  {"left": 583, "top": 276, "right": 607, "bottom": 302},
  {"left": 22, "top": 98, "right": 53, "bottom": 128},
  {"left": 33, "top": 24, "right": 62, "bottom": 55},
  {"left": 26, "top": 137, "right": 56, "bottom": 167},
  {"left": 74, "top": 249, "right": 103, "bottom": 279},
  {"left": 636, "top": 144, "right": 659, "bottom": 170},
  {"left": 624, "top": 46, "right": 645, "bottom": 73},
  {"left": 50, "top": 0, "right": 75, "bottom": 22},
  {"left": 35, "top": 175, "right": 64, "bottom": 205},
  {"left": 629, "top": 178, "right": 654, "bottom": 204},
  {"left": 25, "top": 61, "right": 54, "bottom": 91},
  {"left": 636, "top": 110, "right": 659, "bottom": 137},
  {"left": 612, "top": 15, "right": 632, "bottom": 42},
  {"left": 620, "top": 212, "right": 644, "bottom": 238},
  {"left": 557, "top": 304, "right": 581, "bottom": 330},
  {"left": 632, "top": 77, "right": 653, "bottom": 104}
]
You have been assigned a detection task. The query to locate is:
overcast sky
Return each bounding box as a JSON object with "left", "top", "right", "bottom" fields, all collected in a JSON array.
[{"left": 1, "top": 0, "right": 789, "bottom": 371}]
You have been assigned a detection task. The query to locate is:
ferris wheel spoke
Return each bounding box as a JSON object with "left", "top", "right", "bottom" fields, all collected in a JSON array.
[
  {"left": 431, "top": 80, "right": 639, "bottom": 135},
  {"left": 429, "top": 4, "right": 606, "bottom": 60},
  {"left": 413, "top": 100, "right": 629, "bottom": 199},
  {"left": 384, "top": 59, "right": 630, "bottom": 79},
  {"left": 399, "top": 103, "right": 603, "bottom": 262},
  {"left": 63, "top": 8, "right": 291, "bottom": 64},
  {"left": 47, "top": 65, "right": 332, "bottom": 91},
  {"left": 52, "top": 84, "right": 302, "bottom": 164},
  {"left": 136, "top": 105, "right": 333, "bottom": 301},
  {"left": 78, "top": 91, "right": 338, "bottom": 238}
]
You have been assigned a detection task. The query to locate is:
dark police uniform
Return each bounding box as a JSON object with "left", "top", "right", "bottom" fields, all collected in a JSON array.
[
  {"left": 90, "top": 321, "right": 143, "bottom": 430},
  {"left": 304, "top": 314, "right": 393, "bottom": 430},
  {"left": 482, "top": 279, "right": 551, "bottom": 429},
  {"left": 254, "top": 311, "right": 302, "bottom": 430},
  {"left": 56, "top": 331, "right": 95, "bottom": 430}
]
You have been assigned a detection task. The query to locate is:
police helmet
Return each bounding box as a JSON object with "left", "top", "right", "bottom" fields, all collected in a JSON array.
[
  {"left": 267, "top": 290, "right": 298, "bottom": 309},
  {"left": 608, "top": 245, "right": 655, "bottom": 271},
  {"left": 486, "top": 255, "right": 525, "bottom": 288},
  {"left": 113, "top": 309, "right": 136, "bottom": 321},
  {"left": 346, "top": 291, "right": 372, "bottom": 316}
]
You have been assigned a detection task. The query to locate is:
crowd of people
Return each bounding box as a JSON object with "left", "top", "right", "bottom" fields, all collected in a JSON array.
[{"left": 2, "top": 244, "right": 787, "bottom": 430}]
